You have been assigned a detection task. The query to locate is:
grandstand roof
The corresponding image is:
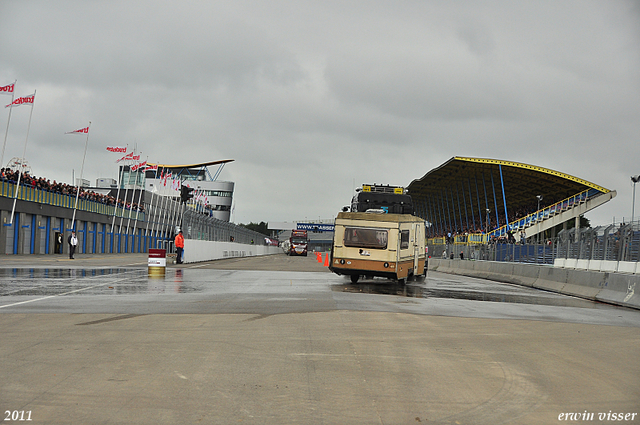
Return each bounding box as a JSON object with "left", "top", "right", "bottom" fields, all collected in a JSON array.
[
  {"left": 147, "top": 159, "right": 234, "bottom": 169},
  {"left": 407, "top": 157, "right": 612, "bottom": 228}
]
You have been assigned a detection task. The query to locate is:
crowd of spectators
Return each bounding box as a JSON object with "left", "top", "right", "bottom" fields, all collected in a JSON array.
[
  {"left": 0, "top": 168, "right": 144, "bottom": 212},
  {"left": 430, "top": 196, "right": 564, "bottom": 240}
]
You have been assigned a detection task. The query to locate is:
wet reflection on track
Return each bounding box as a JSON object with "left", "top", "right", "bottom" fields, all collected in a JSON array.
[
  {"left": 0, "top": 268, "right": 196, "bottom": 296},
  {"left": 332, "top": 276, "right": 604, "bottom": 309},
  {"left": 0, "top": 267, "right": 619, "bottom": 310}
]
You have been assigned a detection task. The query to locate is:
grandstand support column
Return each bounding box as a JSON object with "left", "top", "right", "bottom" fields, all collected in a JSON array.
[
  {"left": 575, "top": 216, "right": 580, "bottom": 243},
  {"left": 456, "top": 183, "right": 464, "bottom": 232},
  {"left": 499, "top": 165, "right": 509, "bottom": 230},
  {"left": 467, "top": 178, "right": 476, "bottom": 232},
  {"left": 490, "top": 170, "right": 500, "bottom": 229}
]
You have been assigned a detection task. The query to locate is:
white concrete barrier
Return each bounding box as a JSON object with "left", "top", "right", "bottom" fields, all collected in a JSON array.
[
  {"left": 575, "top": 259, "right": 589, "bottom": 270},
  {"left": 428, "top": 258, "right": 640, "bottom": 310},
  {"left": 182, "top": 239, "right": 282, "bottom": 263},
  {"left": 600, "top": 260, "right": 618, "bottom": 273},
  {"left": 617, "top": 261, "right": 638, "bottom": 274}
]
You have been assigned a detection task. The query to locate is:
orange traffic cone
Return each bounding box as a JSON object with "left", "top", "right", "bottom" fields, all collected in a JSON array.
[
  {"left": 324, "top": 252, "right": 330, "bottom": 267},
  {"left": 316, "top": 252, "right": 322, "bottom": 262}
]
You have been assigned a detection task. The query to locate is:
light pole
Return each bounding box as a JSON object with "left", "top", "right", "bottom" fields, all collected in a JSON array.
[
  {"left": 632, "top": 175, "right": 640, "bottom": 224},
  {"left": 485, "top": 208, "right": 490, "bottom": 237},
  {"left": 536, "top": 195, "right": 543, "bottom": 244}
]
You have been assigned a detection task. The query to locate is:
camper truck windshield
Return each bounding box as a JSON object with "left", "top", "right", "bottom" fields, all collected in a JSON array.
[{"left": 343, "top": 227, "right": 388, "bottom": 249}]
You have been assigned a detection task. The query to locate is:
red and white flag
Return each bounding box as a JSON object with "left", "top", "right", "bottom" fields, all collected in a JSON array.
[
  {"left": 106, "top": 146, "right": 126, "bottom": 153},
  {"left": 131, "top": 160, "right": 147, "bottom": 172},
  {"left": 65, "top": 126, "right": 89, "bottom": 135},
  {"left": 116, "top": 152, "right": 135, "bottom": 163},
  {"left": 5, "top": 93, "right": 34, "bottom": 108},
  {"left": 0, "top": 82, "right": 15, "bottom": 95},
  {"left": 142, "top": 164, "right": 157, "bottom": 172},
  {"left": 171, "top": 177, "right": 181, "bottom": 191}
]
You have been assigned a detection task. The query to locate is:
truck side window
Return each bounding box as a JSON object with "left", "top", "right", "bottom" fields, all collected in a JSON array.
[{"left": 400, "top": 230, "right": 410, "bottom": 250}]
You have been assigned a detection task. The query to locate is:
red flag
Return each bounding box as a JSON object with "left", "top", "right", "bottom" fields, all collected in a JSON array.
[
  {"left": 142, "top": 164, "right": 157, "bottom": 171},
  {"left": 0, "top": 83, "right": 15, "bottom": 95},
  {"left": 5, "top": 93, "right": 34, "bottom": 108},
  {"left": 65, "top": 126, "right": 89, "bottom": 135},
  {"left": 106, "top": 146, "right": 126, "bottom": 153}
]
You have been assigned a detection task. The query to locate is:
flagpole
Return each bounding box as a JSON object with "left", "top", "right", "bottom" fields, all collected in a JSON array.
[
  {"left": 71, "top": 122, "right": 91, "bottom": 230},
  {"left": 1, "top": 80, "right": 16, "bottom": 169},
  {"left": 151, "top": 167, "right": 162, "bottom": 239},
  {"left": 145, "top": 164, "right": 160, "bottom": 238},
  {"left": 166, "top": 178, "right": 176, "bottom": 235},
  {"left": 125, "top": 159, "right": 136, "bottom": 233},
  {"left": 152, "top": 167, "right": 166, "bottom": 239},
  {"left": 169, "top": 180, "right": 180, "bottom": 234},
  {"left": 111, "top": 144, "right": 128, "bottom": 232},
  {"left": 119, "top": 155, "right": 132, "bottom": 234},
  {"left": 159, "top": 179, "right": 171, "bottom": 241},
  {"left": 118, "top": 149, "right": 137, "bottom": 235},
  {"left": 10, "top": 90, "right": 35, "bottom": 225},
  {"left": 133, "top": 156, "right": 147, "bottom": 238},
  {"left": 160, "top": 172, "right": 174, "bottom": 241}
]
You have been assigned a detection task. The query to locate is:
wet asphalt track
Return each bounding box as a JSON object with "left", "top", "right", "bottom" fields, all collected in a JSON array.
[{"left": 1, "top": 253, "right": 639, "bottom": 424}]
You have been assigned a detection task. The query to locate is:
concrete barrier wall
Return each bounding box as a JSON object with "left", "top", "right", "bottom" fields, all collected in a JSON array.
[
  {"left": 183, "top": 239, "right": 282, "bottom": 263},
  {"left": 554, "top": 258, "right": 640, "bottom": 274},
  {"left": 428, "top": 258, "right": 640, "bottom": 310}
]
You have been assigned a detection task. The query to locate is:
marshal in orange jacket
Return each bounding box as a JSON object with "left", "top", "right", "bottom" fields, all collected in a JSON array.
[{"left": 174, "top": 232, "right": 184, "bottom": 248}]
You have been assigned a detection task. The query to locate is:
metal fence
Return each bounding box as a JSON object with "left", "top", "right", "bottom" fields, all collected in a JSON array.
[
  {"left": 429, "top": 222, "right": 640, "bottom": 265},
  {"left": 555, "top": 223, "right": 640, "bottom": 262},
  {"left": 181, "top": 209, "right": 270, "bottom": 245}
]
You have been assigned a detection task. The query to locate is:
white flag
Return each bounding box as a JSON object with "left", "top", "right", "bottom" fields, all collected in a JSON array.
[
  {"left": 0, "top": 82, "right": 15, "bottom": 95},
  {"left": 5, "top": 93, "right": 34, "bottom": 108},
  {"left": 65, "top": 126, "right": 89, "bottom": 134}
]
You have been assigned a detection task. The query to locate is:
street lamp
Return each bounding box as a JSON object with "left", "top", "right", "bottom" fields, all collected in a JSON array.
[
  {"left": 536, "top": 195, "right": 543, "bottom": 244},
  {"left": 632, "top": 175, "right": 640, "bottom": 224},
  {"left": 485, "top": 208, "right": 490, "bottom": 235}
]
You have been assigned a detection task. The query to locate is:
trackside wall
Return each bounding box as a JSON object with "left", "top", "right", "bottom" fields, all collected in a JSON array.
[
  {"left": 183, "top": 239, "right": 282, "bottom": 263},
  {"left": 428, "top": 258, "right": 640, "bottom": 310}
]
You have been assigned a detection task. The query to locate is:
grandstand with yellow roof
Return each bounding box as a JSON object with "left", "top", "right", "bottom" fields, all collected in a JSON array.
[{"left": 406, "top": 157, "right": 616, "bottom": 245}]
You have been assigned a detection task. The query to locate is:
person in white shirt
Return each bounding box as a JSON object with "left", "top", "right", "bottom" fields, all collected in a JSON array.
[{"left": 68, "top": 231, "right": 78, "bottom": 259}]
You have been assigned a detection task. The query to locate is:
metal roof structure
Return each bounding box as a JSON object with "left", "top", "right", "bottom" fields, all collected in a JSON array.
[
  {"left": 145, "top": 159, "right": 234, "bottom": 181},
  {"left": 407, "top": 156, "right": 613, "bottom": 236},
  {"left": 147, "top": 159, "right": 234, "bottom": 169}
]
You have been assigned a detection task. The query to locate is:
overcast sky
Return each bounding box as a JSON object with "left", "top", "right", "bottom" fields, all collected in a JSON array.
[{"left": 1, "top": 1, "right": 639, "bottom": 226}]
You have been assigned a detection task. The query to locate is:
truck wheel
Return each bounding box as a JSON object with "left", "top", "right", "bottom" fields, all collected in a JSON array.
[{"left": 350, "top": 274, "right": 359, "bottom": 284}]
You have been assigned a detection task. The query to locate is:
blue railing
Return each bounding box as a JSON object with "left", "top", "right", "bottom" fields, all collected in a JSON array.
[{"left": 488, "top": 189, "right": 596, "bottom": 239}]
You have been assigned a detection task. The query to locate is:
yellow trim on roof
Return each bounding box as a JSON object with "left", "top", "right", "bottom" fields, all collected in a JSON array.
[
  {"left": 454, "top": 157, "right": 610, "bottom": 193},
  {"left": 147, "top": 159, "right": 234, "bottom": 169}
]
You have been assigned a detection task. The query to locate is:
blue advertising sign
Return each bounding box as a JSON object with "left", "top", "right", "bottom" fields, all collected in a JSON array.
[{"left": 297, "top": 223, "right": 335, "bottom": 232}]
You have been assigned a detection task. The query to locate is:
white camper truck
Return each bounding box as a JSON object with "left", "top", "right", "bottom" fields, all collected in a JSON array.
[{"left": 329, "top": 211, "right": 426, "bottom": 284}]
